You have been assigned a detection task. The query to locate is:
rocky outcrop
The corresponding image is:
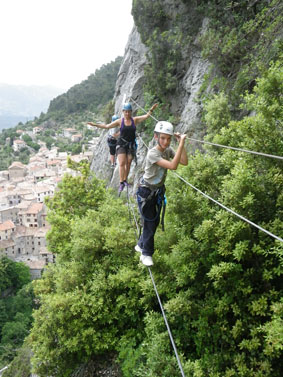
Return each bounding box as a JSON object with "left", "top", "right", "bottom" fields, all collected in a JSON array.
[
  {"left": 114, "top": 26, "right": 148, "bottom": 115},
  {"left": 178, "top": 18, "right": 211, "bottom": 137}
]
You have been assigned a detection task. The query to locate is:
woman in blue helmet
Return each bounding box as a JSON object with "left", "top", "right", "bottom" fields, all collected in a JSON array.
[{"left": 87, "top": 101, "right": 158, "bottom": 194}]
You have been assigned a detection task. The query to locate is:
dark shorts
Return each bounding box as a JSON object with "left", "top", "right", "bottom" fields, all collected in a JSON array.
[
  {"left": 109, "top": 145, "right": 116, "bottom": 156},
  {"left": 107, "top": 137, "right": 117, "bottom": 156},
  {"left": 116, "top": 145, "right": 135, "bottom": 156}
]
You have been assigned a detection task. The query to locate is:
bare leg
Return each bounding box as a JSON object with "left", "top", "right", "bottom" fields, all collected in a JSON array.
[
  {"left": 110, "top": 154, "right": 115, "bottom": 165},
  {"left": 117, "top": 153, "right": 127, "bottom": 182},
  {"left": 125, "top": 154, "right": 133, "bottom": 181}
]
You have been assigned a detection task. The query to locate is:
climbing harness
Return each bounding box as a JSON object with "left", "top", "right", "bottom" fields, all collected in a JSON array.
[
  {"left": 137, "top": 180, "right": 167, "bottom": 231},
  {"left": 107, "top": 136, "right": 117, "bottom": 147}
]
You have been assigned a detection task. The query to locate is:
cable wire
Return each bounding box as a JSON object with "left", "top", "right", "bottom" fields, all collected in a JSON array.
[
  {"left": 148, "top": 267, "right": 186, "bottom": 377},
  {"left": 173, "top": 171, "right": 283, "bottom": 243},
  {"left": 126, "top": 185, "right": 140, "bottom": 242},
  {"left": 125, "top": 183, "right": 186, "bottom": 377},
  {"left": 130, "top": 97, "right": 159, "bottom": 122},
  {"left": 187, "top": 137, "right": 283, "bottom": 161},
  {"left": 130, "top": 96, "right": 283, "bottom": 161}
]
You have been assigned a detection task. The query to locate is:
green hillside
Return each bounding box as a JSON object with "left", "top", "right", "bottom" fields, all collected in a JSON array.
[{"left": 47, "top": 56, "right": 122, "bottom": 118}]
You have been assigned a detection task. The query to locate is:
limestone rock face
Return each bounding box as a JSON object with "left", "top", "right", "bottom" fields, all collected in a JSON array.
[
  {"left": 114, "top": 26, "right": 148, "bottom": 115},
  {"left": 178, "top": 18, "right": 211, "bottom": 137}
]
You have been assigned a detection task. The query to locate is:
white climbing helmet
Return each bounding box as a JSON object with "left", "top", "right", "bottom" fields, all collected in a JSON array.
[{"left": 154, "top": 121, "right": 174, "bottom": 136}]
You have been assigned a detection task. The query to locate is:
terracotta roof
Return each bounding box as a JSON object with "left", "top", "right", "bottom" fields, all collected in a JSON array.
[
  {"left": 26, "top": 202, "right": 43, "bottom": 214},
  {"left": 34, "top": 227, "right": 48, "bottom": 237},
  {"left": 39, "top": 246, "right": 53, "bottom": 255},
  {"left": 14, "top": 226, "right": 38, "bottom": 237},
  {"left": 15, "top": 201, "right": 32, "bottom": 209},
  {"left": 0, "top": 220, "right": 15, "bottom": 231},
  {"left": 34, "top": 185, "right": 53, "bottom": 193},
  {"left": 29, "top": 165, "right": 45, "bottom": 172},
  {"left": 24, "top": 260, "right": 46, "bottom": 270},
  {"left": 0, "top": 239, "right": 15, "bottom": 248},
  {"left": 47, "top": 160, "right": 61, "bottom": 166},
  {"left": 29, "top": 156, "right": 45, "bottom": 162},
  {"left": 9, "top": 161, "right": 26, "bottom": 169}
]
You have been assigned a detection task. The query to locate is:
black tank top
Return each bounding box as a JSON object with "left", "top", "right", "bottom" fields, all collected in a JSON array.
[{"left": 118, "top": 117, "right": 136, "bottom": 143}]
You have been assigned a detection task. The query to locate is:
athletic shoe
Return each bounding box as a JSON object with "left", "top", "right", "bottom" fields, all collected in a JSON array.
[
  {"left": 123, "top": 180, "right": 129, "bottom": 187},
  {"left": 118, "top": 182, "right": 125, "bottom": 196},
  {"left": 135, "top": 244, "right": 142, "bottom": 253},
  {"left": 140, "top": 255, "right": 154, "bottom": 266}
]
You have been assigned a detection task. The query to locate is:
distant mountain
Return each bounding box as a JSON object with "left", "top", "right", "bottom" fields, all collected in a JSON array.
[
  {"left": 0, "top": 84, "right": 64, "bottom": 129},
  {"left": 48, "top": 56, "right": 123, "bottom": 116}
]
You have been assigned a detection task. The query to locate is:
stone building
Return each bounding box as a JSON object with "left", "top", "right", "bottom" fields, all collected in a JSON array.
[
  {"left": 18, "top": 202, "right": 44, "bottom": 228},
  {"left": 0, "top": 220, "right": 16, "bottom": 241},
  {"left": 8, "top": 161, "right": 27, "bottom": 180}
]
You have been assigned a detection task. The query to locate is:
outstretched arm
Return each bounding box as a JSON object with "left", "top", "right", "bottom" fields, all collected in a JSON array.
[
  {"left": 87, "top": 119, "right": 121, "bottom": 130},
  {"left": 134, "top": 103, "right": 158, "bottom": 125},
  {"left": 156, "top": 134, "right": 188, "bottom": 170}
]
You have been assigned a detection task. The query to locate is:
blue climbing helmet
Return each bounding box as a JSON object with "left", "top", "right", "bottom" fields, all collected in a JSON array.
[
  {"left": 112, "top": 115, "right": 119, "bottom": 122},
  {"left": 122, "top": 102, "right": 132, "bottom": 111}
]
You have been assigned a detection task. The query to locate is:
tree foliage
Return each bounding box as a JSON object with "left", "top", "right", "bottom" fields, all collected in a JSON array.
[
  {"left": 28, "top": 58, "right": 283, "bottom": 377},
  {"left": 0, "top": 258, "right": 32, "bottom": 368}
]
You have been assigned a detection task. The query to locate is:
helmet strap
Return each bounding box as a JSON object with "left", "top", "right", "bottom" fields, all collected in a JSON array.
[{"left": 157, "top": 133, "right": 162, "bottom": 147}]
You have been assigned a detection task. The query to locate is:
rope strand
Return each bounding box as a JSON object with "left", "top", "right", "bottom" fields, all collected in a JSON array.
[
  {"left": 125, "top": 182, "right": 187, "bottom": 377},
  {"left": 129, "top": 95, "right": 283, "bottom": 161},
  {"left": 187, "top": 137, "right": 283, "bottom": 161},
  {"left": 173, "top": 172, "right": 283, "bottom": 243}
]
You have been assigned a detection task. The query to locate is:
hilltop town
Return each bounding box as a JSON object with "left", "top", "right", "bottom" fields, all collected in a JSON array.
[{"left": 0, "top": 124, "right": 97, "bottom": 279}]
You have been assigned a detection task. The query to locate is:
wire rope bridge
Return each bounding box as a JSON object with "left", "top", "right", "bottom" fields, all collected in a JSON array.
[{"left": 123, "top": 97, "right": 283, "bottom": 377}]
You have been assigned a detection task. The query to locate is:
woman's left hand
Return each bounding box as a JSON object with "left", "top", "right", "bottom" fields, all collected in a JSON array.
[{"left": 150, "top": 103, "right": 158, "bottom": 111}]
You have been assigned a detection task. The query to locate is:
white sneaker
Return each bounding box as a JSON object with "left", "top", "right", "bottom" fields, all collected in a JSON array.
[
  {"left": 135, "top": 244, "right": 142, "bottom": 253},
  {"left": 140, "top": 255, "right": 154, "bottom": 266}
]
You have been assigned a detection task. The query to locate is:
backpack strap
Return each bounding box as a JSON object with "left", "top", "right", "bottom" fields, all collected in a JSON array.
[
  {"left": 120, "top": 117, "right": 125, "bottom": 131},
  {"left": 131, "top": 117, "right": 136, "bottom": 131},
  {"left": 137, "top": 185, "right": 166, "bottom": 231}
]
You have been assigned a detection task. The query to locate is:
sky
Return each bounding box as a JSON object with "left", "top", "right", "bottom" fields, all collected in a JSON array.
[{"left": 0, "top": 0, "right": 134, "bottom": 92}]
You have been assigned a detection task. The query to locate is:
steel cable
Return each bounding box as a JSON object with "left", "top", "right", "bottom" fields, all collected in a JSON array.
[{"left": 124, "top": 182, "right": 187, "bottom": 377}]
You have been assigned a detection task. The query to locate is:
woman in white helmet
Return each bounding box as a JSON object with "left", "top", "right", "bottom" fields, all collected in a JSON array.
[{"left": 136, "top": 121, "right": 188, "bottom": 267}]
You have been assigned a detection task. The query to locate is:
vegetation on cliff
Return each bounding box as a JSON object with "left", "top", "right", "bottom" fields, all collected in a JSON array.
[
  {"left": 133, "top": 0, "right": 282, "bottom": 111},
  {"left": 0, "top": 257, "right": 33, "bottom": 368}
]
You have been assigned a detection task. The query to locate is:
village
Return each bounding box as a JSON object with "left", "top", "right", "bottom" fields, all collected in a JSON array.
[{"left": 0, "top": 125, "right": 97, "bottom": 279}]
